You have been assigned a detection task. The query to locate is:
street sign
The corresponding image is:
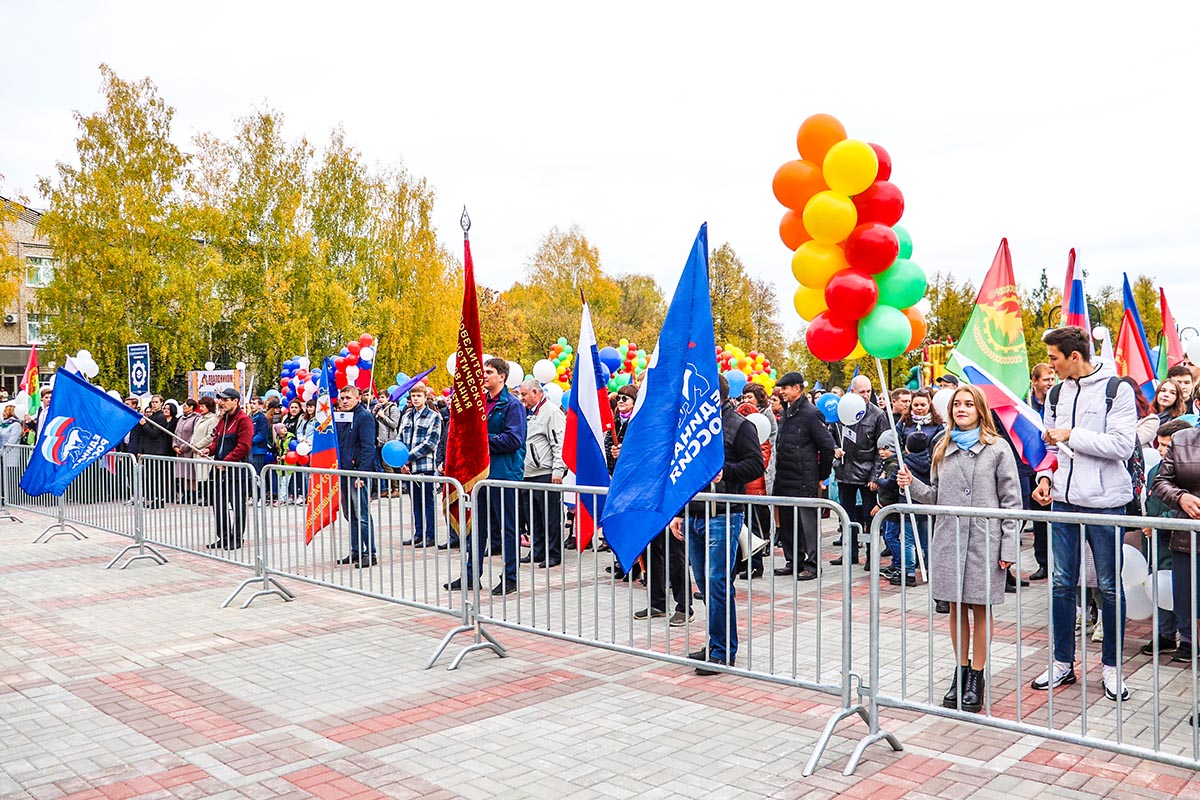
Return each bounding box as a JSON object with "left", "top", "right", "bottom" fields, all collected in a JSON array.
[{"left": 127, "top": 343, "right": 151, "bottom": 397}]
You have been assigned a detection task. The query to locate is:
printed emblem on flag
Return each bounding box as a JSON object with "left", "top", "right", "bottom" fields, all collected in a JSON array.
[
  {"left": 974, "top": 284, "right": 1026, "bottom": 366},
  {"left": 40, "top": 416, "right": 107, "bottom": 466}
]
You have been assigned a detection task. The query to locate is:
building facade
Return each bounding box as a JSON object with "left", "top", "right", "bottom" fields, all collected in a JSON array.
[{"left": 1, "top": 196, "right": 53, "bottom": 397}]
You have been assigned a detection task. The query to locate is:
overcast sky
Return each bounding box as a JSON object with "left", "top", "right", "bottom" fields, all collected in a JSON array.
[{"left": 3, "top": 1, "right": 1198, "bottom": 334}]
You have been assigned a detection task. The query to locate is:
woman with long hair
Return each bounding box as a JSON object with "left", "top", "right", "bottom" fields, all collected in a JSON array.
[
  {"left": 897, "top": 384, "right": 1022, "bottom": 714},
  {"left": 897, "top": 388, "right": 945, "bottom": 447},
  {"left": 1153, "top": 379, "right": 1186, "bottom": 423}
]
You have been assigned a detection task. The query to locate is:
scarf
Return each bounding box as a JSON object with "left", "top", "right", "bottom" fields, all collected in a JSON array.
[
  {"left": 618, "top": 409, "right": 632, "bottom": 422},
  {"left": 949, "top": 426, "right": 980, "bottom": 451},
  {"left": 912, "top": 413, "right": 931, "bottom": 425}
]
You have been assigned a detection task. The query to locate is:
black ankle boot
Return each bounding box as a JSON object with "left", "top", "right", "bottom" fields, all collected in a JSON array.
[
  {"left": 942, "top": 665, "right": 970, "bottom": 709},
  {"left": 960, "top": 668, "right": 984, "bottom": 713}
]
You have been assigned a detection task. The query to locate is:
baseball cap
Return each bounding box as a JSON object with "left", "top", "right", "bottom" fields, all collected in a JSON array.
[
  {"left": 216, "top": 387, "right": 241, "bottom": 400},
  {"left": 935, "top": 374, "right": 959, "bottom": 387}
]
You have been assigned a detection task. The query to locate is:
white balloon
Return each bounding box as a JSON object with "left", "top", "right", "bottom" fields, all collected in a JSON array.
[
  {"left": 543, "top": 383, "right": 564, "bottom": 407},
  {"left": 932, "top": 387, "right": 953, "bottom": 421},
  {"left": 837, "top": 393, "right": 866, "bottom": 426},
  {"left": 1121, "top": 543, "right": 1150, "bottom": 590},
  {"left": 1151, "top": 569, "right": 1174, "bottom": 612},
  {"left": 301, "top": 385, "right": 316, "bottom": 401},
  {"left": 1124, "top": 581, "right": 1155, "bottom": 621},
  {"left": 1142, "top": 445, "right": 1162, "bottom": 475},
  {"left": 77, "top": 350, "right": 91, "bottom": 361},
  {"left": 533, "top": 359, "right": 557, "bottom": 383},
  {"left": 204, "top": 361, "right": 216, "bottom": 371},
  {"left": 1092, "top": 326, "right": 1108, "bottom": 342},
  {"left": 446, "top": 352, "right": 457, "bottom": 376},
  {"left": 106, "top": 389, "right": 122, "bottom": 401},
  {"left": 11, "top": 391, "right": 29, "bottom": 419},
  {"left": 360, "top": 347, "right": 375, "bottom": 362},
  {"left": 505, "top": 362, "right": 523, "bottom": 389},
  {"left": 297, "top": 356, "right": 310, "bottom": 370},
  {"left": 746, "top": 412, "right": 771, "bottom": 444},
  {"left": 83, "top": 358, "right": 100, "bottom": 379},
  {"left": 296, "top": 440, "right": 313, "bottom": 457},
  {"left": 345, "top": 365, "right": 360, "bottom": 383},
  {"left": 235, "top": 361, "right": 246, "bottom": 371}
]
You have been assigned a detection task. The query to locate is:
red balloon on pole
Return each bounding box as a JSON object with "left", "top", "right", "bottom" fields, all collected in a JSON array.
[
  {"left": 844, "top": 223, "right": 900, "bottom": 274},
  {"left": 805, "top": 312, "right": 859, "bottom": 362},
  {"left": 359, "top": 333, "right": 374, "bottom": 347},
  {"left": 824, "top": 268, "right": 880, "bottom": 323},
  {"left": 347, "top": 341, "right": 362, "bottom": 356},
  {"left": 334, "top": 356, "right": 346, "bottom": 369},
  {"left": 852, "top": 181, "right": 905, "bottom": 227},
  {"left": 869, "top": 143, "right": 892, "bottom": 182}
]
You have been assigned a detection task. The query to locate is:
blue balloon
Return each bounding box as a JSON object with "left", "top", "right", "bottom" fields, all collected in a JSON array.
[
  {"left": 599, "top": 346, "right": 622, "bottom": 373},
  {"left": 358, "top": 359, "right": 372, "bottom": 371},
  {"left": 395, "top": 372, "right": 410, "bottom": 385},
  {"left": 600, "top": 363, "right": 611, "bottom": 383},
  {"left": 387, "top": 384, "right": 400, "bottom": 395},
  {"left": 288, "top": 439, "right": 298, "bottom": 451},
  {"left": 561, "top": 389, "right": 571, "bottom": 410},
  {"left": 817, "top": 393, "right": 840, "bottom": 423},
  {"left": 381, "top": 441, "right": 410, "bottom": 468},
  {"left": 724, "top": 369, "right": 748, "bottom": 396},
  {"left": 340, "top": 348, "right": 350, "bottom": 357}
]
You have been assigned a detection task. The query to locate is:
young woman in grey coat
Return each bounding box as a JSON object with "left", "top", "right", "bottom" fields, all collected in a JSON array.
[{"left": 898, "top": 384, "right": 1022, "bottom": 714}]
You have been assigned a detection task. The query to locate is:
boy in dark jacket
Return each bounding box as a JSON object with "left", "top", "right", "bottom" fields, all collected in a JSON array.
[{"left": 871, "top": 431, "right": 907, "bottom": 584}]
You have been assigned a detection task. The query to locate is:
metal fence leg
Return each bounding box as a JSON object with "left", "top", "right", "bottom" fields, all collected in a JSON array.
[
  {"left": 106, "top": 460, "right": 167, "bottom": 569},
  {"left": 32, "top": 495, "right": 87, "bottom": 543},
  {"left": 222, "top": 472, "right": 294, "bottom": 608}
]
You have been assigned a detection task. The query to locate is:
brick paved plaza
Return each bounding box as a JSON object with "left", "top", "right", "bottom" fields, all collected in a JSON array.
[{"left": 3, "top": 506, "right": 1200, "bottom": 800}]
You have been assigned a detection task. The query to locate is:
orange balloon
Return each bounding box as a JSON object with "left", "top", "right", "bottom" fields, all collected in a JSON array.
[
  {"left": 779, "top": 210, "right": 812, "bottom": 250},
  {"left": 772, "top": 160, "right": 827, "bottom": 211},
  {"left": 903, "top": 306, "right": 927, "bottom": 352},
  {"left": 796, "top": 114, "right": 847, "bottom": 163}
]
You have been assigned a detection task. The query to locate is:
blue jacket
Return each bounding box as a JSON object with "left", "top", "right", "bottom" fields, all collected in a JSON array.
[
  {"left": 335, "top": 402, "right": 377, "bottom": 472},
  {"left": 250, "top": 412, "right": 271, "bottom": 458},
  {"left": 486, "top": 388, "right": 526, "bottom": 482}
]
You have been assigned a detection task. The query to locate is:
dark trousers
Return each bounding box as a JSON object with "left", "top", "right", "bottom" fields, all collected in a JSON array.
[
  {"left": 338, "top": 477, "right": 376, "bottom": 555},
  {"left": 522, "top": 475, "right": 562, "bottom": 564},
  {"left": 1020, "top": 473, "right": 1049, "bottom": 570},
  {"left": 647, "top": 530, "right": 690, "bottom": 614},
  {"left": 471, "top": 485, "right": 518, "bottom": 584},
  {"left": 778, "top": 502, "right": 821, "bottom": 572},
  {"left": 211, "top": 468, "right": 248, "bottom": 547},
  {"left": 743, "top": 500, "right": 773, "bottom": 572},
  {"left": 838, "top": 482, "right": 875, "bottom": 561}
]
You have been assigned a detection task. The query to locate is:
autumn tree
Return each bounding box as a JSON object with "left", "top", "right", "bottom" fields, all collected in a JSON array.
[
  {"left": 0, "top": 182, "right": 27, "bottom": 313},
  {"left": 610, "top": 272, "right": 665, "bottom": 351},
  {"left": 708, "top": 242, "right": 754, "bottom": 347},
  {"left": 925, "top": 271, "right": 976, "bottom": 342},
  {"left": 748, "top": 277, "right": 784, "bottom": 358},
  {"left": 36, "top": 65, "right": 218, "bottom": 394}
]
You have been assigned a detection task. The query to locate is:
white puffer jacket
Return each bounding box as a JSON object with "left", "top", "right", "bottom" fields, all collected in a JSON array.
[{"left": 1036, "top": 360, "right": 1137, "bottom": 509}]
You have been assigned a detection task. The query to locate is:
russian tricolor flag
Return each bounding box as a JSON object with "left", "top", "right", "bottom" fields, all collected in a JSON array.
[
  {"left": 563, "top": 301, "right": 614, "bottom": 550},
  {"left": 952, "top": 352, "right": 1056, "bottom": 472}
]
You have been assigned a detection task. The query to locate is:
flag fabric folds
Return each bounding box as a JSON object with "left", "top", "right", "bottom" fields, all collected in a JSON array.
[
  {"left": 304, "top": 358, "right": 341, "bottom": 544},
  {"left": 601, "top": 224, "right": 723, "bottom": 572},
  {"left": 21, "top": 345, "right": 40, "bottom": 418},
  {"left": 952, "top": 352, "right": 1055, "bottom": 472},
  {"left": 19, "top": 369, "right": 141, "bottom": 497},
  {"left": 1161, "top": 288, "right": 1185, "bottom": 370},
  {"left": 442, "top": 235, "right": 490, "bottom": 536},
  {"left": 1061, "top": 248, "right": 1076, "bottom": 325},
  {"left": 1114, "top": 307, "right": 1156, "bottom": 400},
  {"left": 1122, "top": 274, "right": 1153, "bottom": 364},
  {"left": 390, "top": 367, "right": 436, "bottom": 402},
  {"left": 563, "top": 300, "right": 613, "bottom": 550},
  {"left": 946, "top": 238, "right": 1031, "bottom": 399},
  {"left": 1064, "top": 277, "right": 1091, "bottom": 336}
]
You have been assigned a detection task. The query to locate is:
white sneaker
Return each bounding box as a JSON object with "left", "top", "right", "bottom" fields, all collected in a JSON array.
[
  {"left": 1102, "top": 665, "right": 1129, "bottom": 701},
  {"left": 1032, "top": 661, "right": 1077, "bottom": 690},
  {"left": 1092, "top": 624, "right": 1104, "bottom": 643}
]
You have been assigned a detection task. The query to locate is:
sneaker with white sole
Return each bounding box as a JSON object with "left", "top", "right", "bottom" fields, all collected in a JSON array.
[
  {"left": 1102, "top": 665, "right": 1130, "bottom": 701},
  {"left": 668, "top": 610, "right": 694, "bottom": 627},
  {"left": 633, "top": 608, "right": 668, "bottom": 620},
  {"left": 1031, "top": 661, "right": 1077, "bottom": 690}
]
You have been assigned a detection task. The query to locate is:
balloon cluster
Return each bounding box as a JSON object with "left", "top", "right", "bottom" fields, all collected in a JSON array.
[
  {"left": 533, "top": 338, "right": 574, "bottom": 391},
  {"left": 716, "top": 343, "right": 777, "bottom": 395},
  {"left": 334, "top": 333, "right": 377, "bottom": 391},
  {"left": 598, "top": 339, "right": 644, "bottom": 392},
  {"left": 73, "top": 350, "right": 100, "bottom": 380},
  {"left": 277, "top": 355, "right": 314, "bottom": 405},
  {"left": 773, "top": 114, "right": 927, "bottom": 361}
]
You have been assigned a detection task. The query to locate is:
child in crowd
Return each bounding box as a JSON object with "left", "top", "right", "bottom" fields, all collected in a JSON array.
[{"left": 871, "top": 431, "right": 905, "bottom": 583}]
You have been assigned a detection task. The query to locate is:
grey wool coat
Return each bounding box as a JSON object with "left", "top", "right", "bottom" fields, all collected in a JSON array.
[{"left": 907, "top": 439, "right": 1022, "bottom": 605}]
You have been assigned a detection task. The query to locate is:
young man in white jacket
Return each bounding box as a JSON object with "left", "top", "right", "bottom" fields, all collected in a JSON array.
[
  {"left": 518, "top": 380, "right": 567, "bottom": 568},
  {"left": 1031, "top": 326, "right": 1137, "bottom": 701}
]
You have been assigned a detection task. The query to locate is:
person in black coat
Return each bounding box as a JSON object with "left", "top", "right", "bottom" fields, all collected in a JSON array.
[
  {"left": 334, "top": 384, "right": 378, "bottom": 566},
  {"left": 772, "top": 372, "right": 837, "bottom": 580}
]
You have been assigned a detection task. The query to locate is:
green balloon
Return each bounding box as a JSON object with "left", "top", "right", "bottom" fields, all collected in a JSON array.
[
  {"left": 557, "top": 337, "right": 569, "bottom": 346},
  {"left": 874, "top": 258, "right": 927, "bottom": 309},
  {"left": 893, "top": 225, "right": 913, "bottom": 259},
  {"left": 858, "top": 305, "right": 911, "bottom": 359},
  {"left": 563, "top": 344, "right": 573, "bottom": 355}
]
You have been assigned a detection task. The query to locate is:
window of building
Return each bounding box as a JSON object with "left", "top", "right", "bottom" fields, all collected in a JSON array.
[
  {"left": 27, "top": 314, "right": 51, "bottom": 344},
  {"left": 25, "top": 256, "right": 56, "bottom": 287}
]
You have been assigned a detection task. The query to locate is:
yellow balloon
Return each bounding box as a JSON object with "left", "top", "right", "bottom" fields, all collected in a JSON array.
[
  {"left": 793, "top": 284, "right": 828, "bottom": 322},
  {"left": 822, "top": 139, "right": 879, "bottom": 197},
  {"left": 802, "top": 191, "right": 858, "bottom": 244},
  {"left": 791, "top": 241, "right": 849, "bottom": 290},
  {"left": 847, "top": 342, "right": 868, "bottom": 360}
]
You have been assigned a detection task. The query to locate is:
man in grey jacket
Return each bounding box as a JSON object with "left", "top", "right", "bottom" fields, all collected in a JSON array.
[
  {"left": 518, "top": 380, "right": 566, "bottom": 567},
  {"left": 831, "top": 375, "right": 886, "bottom": 567},
  {"left": 1031, "top": 325, "right": 1137, "bottom": 701}
]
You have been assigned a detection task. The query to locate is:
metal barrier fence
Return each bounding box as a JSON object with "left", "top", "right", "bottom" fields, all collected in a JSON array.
[
  {"left": 455, "top": 478, "right": 898, "bottom": 775},
  {"left": 850, "top": 503, "right": 1200, "bottom": 773},
  {"left": 4, "top": 444, "right": 87, "bottom": 541}
]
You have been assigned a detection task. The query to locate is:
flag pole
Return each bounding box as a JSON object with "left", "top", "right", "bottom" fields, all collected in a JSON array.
[
  {"left": 874, "top": 357, "right": 928, "bottom": 582},
  {"left": 138, "top": 414, "right": 210, "bottom": 457}
]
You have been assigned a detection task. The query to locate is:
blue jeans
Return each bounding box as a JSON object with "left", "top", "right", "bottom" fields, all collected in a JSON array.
[
  {"left": 339, "top": 478, "right": 375, "bottom": 555},
  {"left": 411, "top": 480, "right": 437, "bottom": 544},
  {"left": 1051, "top": 502, "right": 1125, "bottom": 667},
  {"left": 903, "top": 513, "right": 929, "bottom": 573},
  {"left": 686, "top": 511, "right": 743, "bottom": 664}
]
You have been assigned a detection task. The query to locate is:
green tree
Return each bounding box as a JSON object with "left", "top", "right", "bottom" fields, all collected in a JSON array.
[
  {"left": 708, "top": 243, "right": 754, "bottom": 347},
  {"left": 748, "top": 276, "right": 784, "bottom": 359},
  {"left": 0, "top": 184, "right": 27, "bottom": 313},
  {"left": 925, "top": 271, "right": 977, "bottom": 342},
  {"left": 36, "top": 65, "right": 218, "bottom": 394},
  {"left": 609, "top": 273, "right": 665, "bottom": 352}
]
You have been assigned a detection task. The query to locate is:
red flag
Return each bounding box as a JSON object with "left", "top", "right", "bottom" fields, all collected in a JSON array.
[
  {"left": 21, "top": 345, "right": 40, "bottom": 416},
  {"left": 1161, "top": 288, "right": 1185, "bottom": 369},
  {"left": 443, "top": 234, "right": 490, "bottom": 536},
  {"left": 305, "top": 358, "right": 341, "bottom": 544},
  {"left": 1061, "top": 248, "right": 1076, "bottom": 322},
  {"left": 1115, "top": 308, "right": 1155, "bottom": 397}
]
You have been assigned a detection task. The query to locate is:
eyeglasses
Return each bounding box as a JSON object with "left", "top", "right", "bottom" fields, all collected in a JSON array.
[{"left": 617, "top": 396, "right": 633, "bottom": 403}]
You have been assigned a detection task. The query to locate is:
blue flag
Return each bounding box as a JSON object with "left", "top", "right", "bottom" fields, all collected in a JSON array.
[
  {"left": 601, "top": 224, "right": 723, "bottom": 571},
  {"left": 1122, "top": 273, "right": 1153, "bottom": 365},
  {"left": 20, "top": 369, "right": 143, "bottom": 497}
]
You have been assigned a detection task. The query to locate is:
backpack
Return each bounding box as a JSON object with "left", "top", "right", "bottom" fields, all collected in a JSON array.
[{"left": 1048, "top": 377, "right": 1145, "bottom": 503}]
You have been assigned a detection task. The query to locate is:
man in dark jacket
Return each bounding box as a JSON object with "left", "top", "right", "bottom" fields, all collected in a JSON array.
[
  {"left": 335, "top": 384, "right": 378, "bottom": 567},
  {"left": 773, "top": 372, "right": 837, "bottom": 580},
  {"left": 680, "top": 375, "right": 765, "bottom": 675},
  {"left": 207, "top": 388, "right": 253, "bottom": 549},
  {"left": 833, "top": 375, "right": 887, "bottom": 566}
]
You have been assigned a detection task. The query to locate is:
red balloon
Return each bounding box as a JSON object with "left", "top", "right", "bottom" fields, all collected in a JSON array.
[
  {"left": 869, "top": 143, "right": 892, "bottom": 182},
  {"left": 346, "top": 354, "right": 358, "bottom": 366},
  {"left": 824, "top": 268, "right": 879, "bottom": 323},
  {"left": 279, "top": 378, "right": 289, "bottom": 389},
  {"left": 805, "top": 312, "right": 859, "bottom": 362},
  {"left": 347, "top": 341, "right": 362, "bottom": 356},
  {"left": 298, "top": 454, "right": 310, "bottom": 466},
  {"left": 359, "top": 333, "right": 373, "bottom": 347},
  {"left": 334, "top": 356, "right": 347, "bottom": 369},
  {"left": 296, "top": 369, "right": 308, "bottom": 380},
  {"left": 853, "top": 181, "right": 905, "bottom": 227},
  {"left": 284, "top": 451, "right": 299, "bottom": 465},
  {"left": 844, "top": 223, "right": 900, "bottom": 274}
]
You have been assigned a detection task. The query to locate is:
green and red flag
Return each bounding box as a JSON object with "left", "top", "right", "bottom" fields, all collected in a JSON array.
[{"left": 21, "top": 346, "right": 40, "bottom": 416}]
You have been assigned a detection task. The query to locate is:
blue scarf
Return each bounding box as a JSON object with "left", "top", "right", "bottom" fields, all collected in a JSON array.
[{"left": 949, "top": 427, "right": 980, "bottom": 451}]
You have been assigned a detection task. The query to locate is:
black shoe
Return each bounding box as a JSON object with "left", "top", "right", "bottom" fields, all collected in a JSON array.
[
  {"left": 881, "top": 565, "right": 900, "bottom": 580},
  {"left": 695, "top": 657, "right": 732, "bottom": 677},
  {"left": 797, "top": 569, "right": 818, "bottom": 581},
  {"left": 444, "top": 577, "right": 474, "bottom": 590},
  {"left": 1029, "top": 567, "right": 1048, "bottom": 581},
  {"left": 437, "top": 541, "right": 461, "bottom": 550},
  {"left": 960, "top": 668, "right": 984, "bottom": 713},
  {"left": 1172, "top": 648, "right": 1196, "bottom": 664},
  {"left": 889, "top": 573, "right": 917, "bottom": 587},
  {"left": 564, "top": 536, "right": 577, "bottom": 550},
  {"left": 880, "top": 547, "right": 892, "bottom": 558},
  {"left": 519, "top": 555, "right": 536, "bottom": 564},
  {"left": 943, "top": 665, "right": 970, "bottom": 709},
  {"left": 830, "top": 557, "right": 845, "bottom": 566},
  {"left": 492, "top": 580, "right": 517, "bottom": 595},
  {"left": 832, "top": 538, "right": 843, "bottom": 547},
  {"left": 337, "top": 555, "right": 356, "bottom": 565},
  {"left": 773, "top": 564, "right": 794, "bottom": 576},
  {"left": 692, "top": 590, "right": 704, "bottom": 602},
  {"left": 354, "top": 555, "right": 378, "bottom": 568},
  {"left": 205, "top": 542, "right": 223, "bottom": 550},
  {"left": 935, "top": 600, "right": 950, "bottom": 614},
  {"left": 1140, "top": 637, "right": 1178, "bottom": 656},
  {"left": 401, "top": 539, "right": 415, "bottom": 546},
  {"left": 1006, "top": 571, "right": 1029, "bottom": 588},
  {"left": 750, "top": 567, "right": 764, "bottom": 579},
  {"left": 538, "top": 559, "right": 561, "bottom": 568},
  {"left": 688, "top": 648, "right": 708, "bottom": 661}
]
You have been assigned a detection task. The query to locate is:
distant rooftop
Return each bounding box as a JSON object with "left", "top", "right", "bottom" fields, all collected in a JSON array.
[{"left": 0, "top": 195, "right": 44, "bottom": 227}]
